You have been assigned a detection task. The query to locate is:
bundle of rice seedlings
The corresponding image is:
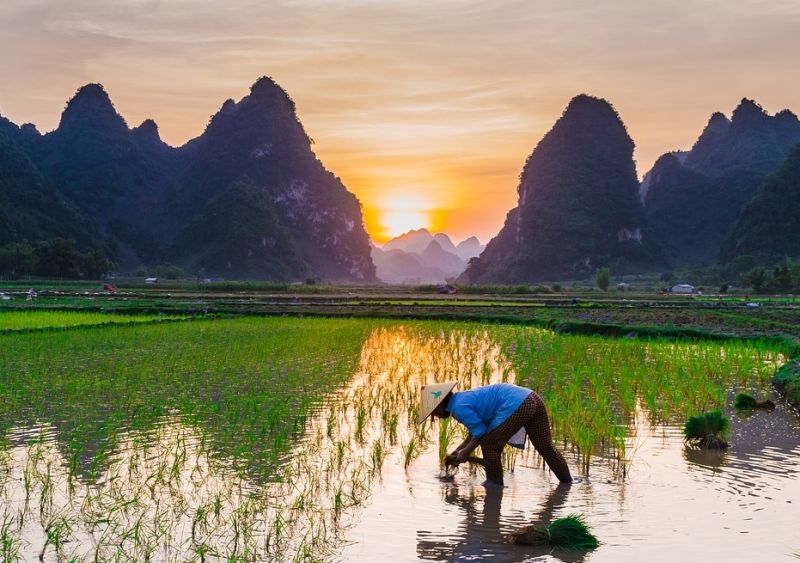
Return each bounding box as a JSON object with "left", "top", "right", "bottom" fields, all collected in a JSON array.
[
  {"left": 683, "top": 409, "right": 729, "bottom": 449},
  {"left": 734, "top": 393, "right": 775, "bottom": 410},
  {"left": 510, "top": 513, "right": 599, "bottom": 550},
  {"left": 439, "top": 456, "right": 486, "bottom": 480}
]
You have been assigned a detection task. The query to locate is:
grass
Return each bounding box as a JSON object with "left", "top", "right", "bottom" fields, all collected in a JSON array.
[
  {"left": 683, "top": 410, "right": 730, "bottom": 449},
  {"left": 0, "top": 317, "right": 373, "bottom": 480}
]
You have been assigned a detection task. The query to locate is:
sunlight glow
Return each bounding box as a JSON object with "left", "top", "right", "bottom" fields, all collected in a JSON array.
[
  {"left": 381, "top": 209, "right": 429, "bottom": 238},
  {"left": 378, "top": 193, "right": 431, "bottom": 239}
]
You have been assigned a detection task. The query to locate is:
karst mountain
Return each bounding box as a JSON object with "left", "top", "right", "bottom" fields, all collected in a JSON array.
[
  {"left": 0, "top": 78, "right": 375, "bottom": 281},
  {"left": 462, "top": 95, "right": 653, "bottom": 283}
]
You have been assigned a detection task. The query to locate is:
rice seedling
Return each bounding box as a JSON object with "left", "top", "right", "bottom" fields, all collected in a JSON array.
[
  {"left": 509, "top": 513, "right": 600, "bottom": 550},
  {"left": 0, "top": 316, "right": 787, "bottom": 561},
  {"left": 370, "top": 441, "right": 385, "bottom": 474},
  {"left": 0, "top": 516, "right": 22, "bottom": 562},
  {"left": 40, "top": 514, "right": 75, "bottom": 561},
  {"left": 0, "top": 309, "right": 183, "bottom": 331},
  {"left": 683, "top": 410, "right": 730, "bottom": 449},
  {"left": 734, "top": 393, "right": 775, "bottom": 410},
  {"left": 403, "top": 438, "right": 419, "bottom": 469}
]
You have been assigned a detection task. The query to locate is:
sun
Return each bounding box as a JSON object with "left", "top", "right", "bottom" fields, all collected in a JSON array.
[
  {"left": 377, "top": 193, "right": 430, "bottom": 239},
  {"left": 381, "top": 209, "right": 428, "bottom": 238}
]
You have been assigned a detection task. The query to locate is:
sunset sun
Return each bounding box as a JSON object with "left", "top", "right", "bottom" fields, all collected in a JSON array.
[
  {"left": 378, "top": 193, "right": 430, "bottom": 239},
  {"left": 381, "top": 209, "right": 428, "bottom": 238}
]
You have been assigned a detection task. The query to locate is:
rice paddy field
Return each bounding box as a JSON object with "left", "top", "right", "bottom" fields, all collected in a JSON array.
[
  {"left": 0, "top": 310, "right": 183, "bottom": 332},
  {"left": 1, "top": 311, "right": 799, "bottom": 561}
]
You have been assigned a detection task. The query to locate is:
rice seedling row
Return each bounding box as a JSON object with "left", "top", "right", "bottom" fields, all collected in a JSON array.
[{"left": 0, "top": 317, "right": 788, "bottom": 561}]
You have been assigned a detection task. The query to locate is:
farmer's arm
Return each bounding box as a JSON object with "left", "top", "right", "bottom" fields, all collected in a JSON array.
[
  {"left": 454, "top": 434, "right": 473, "bottom": 453},
  {"left": 455, "top": 436, "right": 481, "bottom": 463},
  {"left": 447, "top": 404, "right": 487, "bottom": 464}
]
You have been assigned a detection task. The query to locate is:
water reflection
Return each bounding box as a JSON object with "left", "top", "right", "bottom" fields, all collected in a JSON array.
[
  {"left": 1, "top": 321, "right": 797, "bottom": 562},
  {"left": 417, "top": 483, "right": 588, "bottom": 563}
]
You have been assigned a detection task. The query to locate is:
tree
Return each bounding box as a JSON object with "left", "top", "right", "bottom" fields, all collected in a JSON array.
[
  {"left": 0, "top": 243, "right": 38, "bottom": 279},
  {"left": 82, "top": 249, "right": 113, "bottom": 279},
  {"left": 788, "top": 258, "right": 800, "bottom": 291},
  {"left": 744, "top": 267, "right": 768, "bottom": 293},
  {"left": 34, "top": 239, "right": 82, "bottom": 278},
  {"left": 596, "top": 267, "right": 610, "bottom": 291},
  {"left": 154, "top": 263, "right": 186, "bottom": 280},
  {"left": 729, "top": 255, "right": 758, "bottom": 280}
]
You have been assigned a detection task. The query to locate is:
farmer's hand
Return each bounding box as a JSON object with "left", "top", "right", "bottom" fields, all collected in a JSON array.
[
  {"left": 456, "top": 449, "right": 470, "bottom": 464},
  {"left": 445, "top": 452, "right": 459, "bottom": 466}
]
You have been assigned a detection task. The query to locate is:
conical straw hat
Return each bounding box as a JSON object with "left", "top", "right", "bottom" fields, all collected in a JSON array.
[{"left": 418, "top": 381, "right": 457, "bottom": 424}]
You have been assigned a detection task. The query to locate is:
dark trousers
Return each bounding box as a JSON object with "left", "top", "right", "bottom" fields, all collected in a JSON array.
[{"left": 479, "top": 392, "right": 572, "bottom": 484}]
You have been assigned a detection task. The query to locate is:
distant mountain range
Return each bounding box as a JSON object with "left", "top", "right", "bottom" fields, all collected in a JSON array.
[
  {"left": 0, "top": 78, "right": 375, "bottom": 282},
  {"left": 371, "top": 229, "right": 483, "bottom": 283},
  {"left": 2, "top": 79, "right": 797, "bottom": 284}
]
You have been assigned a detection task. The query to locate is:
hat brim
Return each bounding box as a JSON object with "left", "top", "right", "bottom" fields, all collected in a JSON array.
[{"left": 417, "top": 381, "right": 457, "bottom": 424}]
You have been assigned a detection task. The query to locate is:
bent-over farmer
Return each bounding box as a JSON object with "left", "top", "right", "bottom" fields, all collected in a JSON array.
[{"left": 419, "top": 382, "right": 572, "bottom": 486}]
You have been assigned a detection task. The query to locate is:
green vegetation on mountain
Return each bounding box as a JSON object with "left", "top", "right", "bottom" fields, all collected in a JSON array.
[
  {"left": 722, "top": 145, "right": 800, "bottom": 263},
  {"left": 0, "top": 78, "right": 375, "bottom": 281},
  {"left": 644, "top": 99, "right": 800, "bottom": 267},
  {"left": 644, "top": 153, "right": 763, "bottom": 265},
  {"left": 172, "top": 179, "right": 309, "bottom": 280},
  {"left": 464, "top": 95, "right": 653, "bottom": 283},
  {"left": 683, "top": 101, "right": 800, "bottom": 176},
  {"left": 0, "top": 132, "right": 95, "bottom": 247},
  {"left": 167, "top": 77, "right": 375, "bottom": 281}
]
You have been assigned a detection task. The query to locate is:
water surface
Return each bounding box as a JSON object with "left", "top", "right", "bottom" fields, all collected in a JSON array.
[{"left": 0, "top": 319, "right": 796, "bottom": 561}]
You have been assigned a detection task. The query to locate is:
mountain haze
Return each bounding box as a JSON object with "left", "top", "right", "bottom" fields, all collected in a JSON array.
[{"left": 372, "top": 229, "right": 483, "bottom": 283}]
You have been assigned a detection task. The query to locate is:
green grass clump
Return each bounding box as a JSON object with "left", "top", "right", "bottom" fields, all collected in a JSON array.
[
  {"left": 510, "top": 514, "right": 599, "bottom": 550},
  {"left": 683, "top": 410, "right": 729, "bottom": 449}
]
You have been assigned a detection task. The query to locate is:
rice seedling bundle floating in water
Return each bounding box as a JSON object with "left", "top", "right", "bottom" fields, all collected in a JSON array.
[
  {"left": 683, "top": 410, "right": 729, "bottom": 449},
  {"left": 510, "top": 513, "right": 600, "bottom": 550},
  {"left": 734, "top": 393, "right": 775, "bottom": 410}
]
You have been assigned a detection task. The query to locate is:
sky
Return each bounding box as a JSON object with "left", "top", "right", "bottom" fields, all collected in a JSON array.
[{"left": 1, "top": 1, "right": 799, "bottom": 244}]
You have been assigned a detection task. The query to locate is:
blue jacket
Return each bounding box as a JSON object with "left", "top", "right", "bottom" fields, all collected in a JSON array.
[{"left": 445, "top": 383, "right": 531, "bottom": 438}]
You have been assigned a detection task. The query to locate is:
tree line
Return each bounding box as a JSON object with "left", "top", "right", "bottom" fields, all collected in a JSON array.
[{"left": 0, "top": 239, "right": 113, "bottom": 280}]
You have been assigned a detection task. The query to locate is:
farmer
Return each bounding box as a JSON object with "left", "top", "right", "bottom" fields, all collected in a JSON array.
[{"left": 419, "top": 382, "right": 572, "bottom": 486}]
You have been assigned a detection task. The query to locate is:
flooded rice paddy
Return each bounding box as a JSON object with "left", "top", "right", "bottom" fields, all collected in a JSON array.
[{"left": 0, "top": 315, "right": 798, "bottom": 561}]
